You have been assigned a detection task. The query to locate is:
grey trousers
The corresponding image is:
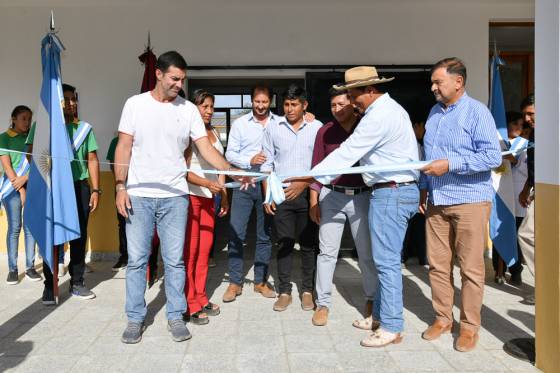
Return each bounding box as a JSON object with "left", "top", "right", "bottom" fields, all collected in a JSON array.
[
  {"left": 518, "top": 198, "right": 535, "bottom": 276},
  {"left": 315, "top": 187, "right": 378, "bottom": 308}
]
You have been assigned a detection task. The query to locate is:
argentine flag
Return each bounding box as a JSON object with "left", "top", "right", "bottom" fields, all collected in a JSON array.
[
  {"left": 24, "top": 30, "right": 80, "bottom": 272},
  {"left": 489, "top": 53, "right": 518, "bottom": 267}
]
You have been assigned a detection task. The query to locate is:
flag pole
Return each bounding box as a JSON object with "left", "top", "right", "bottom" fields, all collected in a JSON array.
[
  {"left": 53, "top": 246, "right": 59, "bottom": 303},
  {"left": 50, "top": 10, "right": 60, "bottom": 304}
]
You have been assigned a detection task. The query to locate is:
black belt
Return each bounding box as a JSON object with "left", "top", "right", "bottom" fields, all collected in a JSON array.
[
  {"left": 324, "top": 185, "right": 372, "bottom": 196},
  {"left": 372, "top": 180, "right": 417, "bottom": 190}
]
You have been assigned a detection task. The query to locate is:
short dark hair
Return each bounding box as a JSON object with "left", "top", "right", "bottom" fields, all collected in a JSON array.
[
  {"left": 62, "top": 83, "right": 76, "bottom": 94},
  {"left": 520, "top": 93, "right": 535, "bottom": 110},
  {"left": 156, "top": 51, "right": 188, "bottom": 73},
  {"left": 329, "top": 86, "right": 348, "bottom": 100},
  {"left": 251, "top": 84, "right": 273, "bottom": 100},
  {"left": 506, "top": 111, "right": 522, "bottom": 124},
  {"left": 282, "top": 84, "right": 307, "bottom": 103},
  {"left": 431, "top": 57, "right": 467, "bottom": 85},
  {"left": 191, "top": 89, "right": 215, "bottom": 106}
]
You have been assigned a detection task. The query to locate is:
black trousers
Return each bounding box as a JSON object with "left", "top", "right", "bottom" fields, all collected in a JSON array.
[
  {"left": 117, "top": 212, "right": 128, "bottom": 259},
  {"left": 274, "top": 191, "right": 318, "bottom": 294},
  {"left": 492, "top": 216, "right": 524, "bottom": 275},
  {"left": 44, "top": 180, "right": 90, "bottom": 288}
]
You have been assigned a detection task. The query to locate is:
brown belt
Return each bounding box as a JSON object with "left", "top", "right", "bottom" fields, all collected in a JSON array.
[{"left": 372, "top": 181, "right": 417, "bottom": 190}]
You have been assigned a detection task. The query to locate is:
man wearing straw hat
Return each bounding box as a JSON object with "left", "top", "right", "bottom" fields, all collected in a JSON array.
[{"left": 304, "top": 66, "right": 420, "bottom": 347}]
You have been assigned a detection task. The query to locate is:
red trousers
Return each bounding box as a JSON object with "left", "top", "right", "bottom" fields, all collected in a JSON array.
[{"left": 184, "top": 194, "right": 215, "bottom": 314}]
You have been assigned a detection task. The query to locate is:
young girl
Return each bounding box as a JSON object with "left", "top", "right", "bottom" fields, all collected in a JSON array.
[
  {"left": 184, "top": 90, "right": 229, "bottom": 324},
  {"left": 0, "top": 105, "right": 39, "bottom": 284}
]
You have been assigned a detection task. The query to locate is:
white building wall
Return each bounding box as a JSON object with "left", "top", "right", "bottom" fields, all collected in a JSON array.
[{"left": 0, "top": 0, "right": 534, "bottom": 165}]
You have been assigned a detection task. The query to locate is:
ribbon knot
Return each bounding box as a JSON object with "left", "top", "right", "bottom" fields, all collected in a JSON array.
[{"left": 263, "top": 172, "right": 286, "bottom": 205}]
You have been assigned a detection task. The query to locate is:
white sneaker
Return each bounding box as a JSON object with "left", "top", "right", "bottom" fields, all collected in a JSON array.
[
  {"left": 360, "top": 328, "right": 403, "bottom": 348},
  {"left": 58, "top": 263, "right": 67, "bottom": 278}
]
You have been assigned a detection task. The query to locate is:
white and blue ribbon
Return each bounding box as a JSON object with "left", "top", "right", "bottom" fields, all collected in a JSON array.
[
  {"left": 0, "top": 143, "right": 534, "bottom": 206},
  {"left": 71, "top": 121, "right": 92, "bottom": 152},
  {"left": 0, "top": 157, "right": 30, "bottom": 203}
]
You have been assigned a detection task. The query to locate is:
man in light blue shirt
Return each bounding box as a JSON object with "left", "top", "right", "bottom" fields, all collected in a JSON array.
[
  {"left": 223, "top": 85, "right": 278, "bottom": 302},
  {"left": 261, "top": 84, "right": 322, "bottom": 312},
  {"left": 310, "top": 66, "right": 419, "bottom": 347},
  {"left": 419, "top": 57, "right": 501, "bottom": 352}
]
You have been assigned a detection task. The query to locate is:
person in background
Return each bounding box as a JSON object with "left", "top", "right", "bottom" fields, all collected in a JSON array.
[
  {"left": 262, "top": 84, "right": 322, "bottom": 312},
  {"left": 517, "top": 94, "right": 536, "bottom": 304},
  {"left": 107, "top": 135, "right": 128, "bottom": 272},
  {"left": 0, "top": 105, "right": 40, "bottom": 284},
  {"left": 27, "top": 83, "right": 101, "bottom": 304},
  {"left": 492, "top": 111, "right": 526, "bottom": 286},
  {"left": 310, "top": 88, "right": 377, "bottom": 327},
  {"left": 183, "top": 89, "right": 229, "bottom": 325}
]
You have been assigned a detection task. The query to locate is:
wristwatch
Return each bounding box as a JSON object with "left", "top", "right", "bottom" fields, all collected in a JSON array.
[{"left": 92, "top": 188, "right": 103, "bottom": 195}]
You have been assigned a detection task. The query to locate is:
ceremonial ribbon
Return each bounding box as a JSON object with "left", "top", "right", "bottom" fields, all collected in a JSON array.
[
  {"left": 0, "top": 156, "right": 30, "bottom": 203},
  {"left": 0, "top": 144, "right": 533, "bottom": 206}
]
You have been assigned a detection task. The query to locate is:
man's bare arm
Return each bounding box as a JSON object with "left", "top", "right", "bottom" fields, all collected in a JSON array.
[{"left": 114, "top": 132, "right": 133, "bottom": 217}]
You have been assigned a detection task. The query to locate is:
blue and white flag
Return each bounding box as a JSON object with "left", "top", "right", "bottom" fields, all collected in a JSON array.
[
  {"left": 24, "top": 31, "right": 80, "bottom": 272},
  {"left": 489, "top": 53, "right": 518, "bottom": 267}
]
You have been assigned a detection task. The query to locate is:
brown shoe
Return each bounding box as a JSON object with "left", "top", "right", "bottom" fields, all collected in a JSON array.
[
  {"left": 301, "top": 292, "right": 315, "bottom": 311},
  {"left": 312, "top": 306, "right": 329, "bottom": 326},
  {"left": 222, "top": 283, "right": 242, "bottom": 303},
  {"left": 421, "top": 319, "right": 453, "bottom": 341},
  {"left": 273, "top": 294, "right": 292, "bottom": 311},
  {"left": 254, "top": 283, "right": 276, "bottom": 298},
  {"left": 455, "top": 329, "right": 479, "bottom": 352}
]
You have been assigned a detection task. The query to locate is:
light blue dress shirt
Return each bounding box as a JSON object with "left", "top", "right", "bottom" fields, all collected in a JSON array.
[
  {"left": 419, "top": 93, "right": 502, "bottom": 205},
  {"left": 260, "top": 117, "right": 323, "bottom": 176},
  {"left": 225, "top": 111, "right": 279, "bottom": 172},
  {"left": 312, "top": 93, "right": 419, "bottom": 186}
]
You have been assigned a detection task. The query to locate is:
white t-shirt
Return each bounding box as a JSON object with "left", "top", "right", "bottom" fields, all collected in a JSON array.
[
  {"left": 118, "top": 92, "right": 207, "bottom": 198},
  {"left": 188, "top": 128, "right": 224, "bottom": 198}
]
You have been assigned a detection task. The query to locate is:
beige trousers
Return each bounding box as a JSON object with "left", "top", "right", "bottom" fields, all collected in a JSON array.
[{"left": 426, "top": 202, "right": 492, "bottom": 332}]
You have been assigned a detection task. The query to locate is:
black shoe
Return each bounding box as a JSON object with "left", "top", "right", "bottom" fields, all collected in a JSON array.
[
  {"left": 42, "top": 287, "right": 56, "bottom": 306},
  {"left": 25, "top": 268, "right": 42, "bottom": 282},
  {"left": 186, "top": 311, "right": 210, "bottom": 325},
  {"left": 202, "top": 302, "right": 220, "bottom": 316},
  {"left": 70, "top": 283, "right": 96, "bottom": 299},
  {"left": 6, "top": 270, "right": 18, "bottom": 285},
  {"left": 509, "top": 272, "right": 523, "bottom": 287},
  {"left": 112, "top": 257, "right": 128, "bottom": 272},
  {"left": 121, "top": 321, "right": 145, "bottom": 344},
  {"left": 208, "top": 257, "right": 216, "bottom": 268}
]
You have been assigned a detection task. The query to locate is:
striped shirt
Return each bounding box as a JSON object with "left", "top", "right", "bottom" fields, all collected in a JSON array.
[
  {"left": 225, "top": 111, "right": 279, "bottom": 172},
  {"left": 260, "top": 117, "right": 322, "bottom": 176},
  {"left": 419, "top": 93, "right": 502, "bottom": 205}
]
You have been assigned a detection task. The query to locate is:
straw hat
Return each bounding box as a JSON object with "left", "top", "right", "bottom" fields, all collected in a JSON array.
[{"left": 333, "top": 66, "right": 395, "bottom": 91}]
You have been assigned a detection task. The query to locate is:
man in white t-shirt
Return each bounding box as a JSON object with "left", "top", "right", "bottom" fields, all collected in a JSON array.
[{"left": 114, "top": 51, "right": 247, "bottom": 344}]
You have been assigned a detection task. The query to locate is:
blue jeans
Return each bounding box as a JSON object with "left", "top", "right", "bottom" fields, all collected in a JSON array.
[
  {"left": 370, "top": 184, "right": 419, "bottom": 333},
  {"left": 125, "top": 195, "right": 188, "bottom": 322},
  {"left": 227, "top": 184, "right": 272, "bottom": 285},
  {"left": 4, "top": 191, "right": 36, "bottom": 271}
]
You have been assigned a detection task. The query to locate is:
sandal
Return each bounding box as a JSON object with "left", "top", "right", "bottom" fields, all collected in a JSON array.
[
  {"left": 188, "top": 311, "right": 209, "bottom": 325},
  {"left": 360, "top": 328, "right": 403, "bottom": 348},
  {"left": 352, "top": 315, "right": 380, "bottom": 331},
  {"left": 202, "top": 302, "right": 220, "bottom": 316}
]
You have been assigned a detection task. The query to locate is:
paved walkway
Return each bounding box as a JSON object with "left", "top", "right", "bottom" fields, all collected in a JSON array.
[{"left": 0, "top": 247, "right": 539, "bottom": 373}]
